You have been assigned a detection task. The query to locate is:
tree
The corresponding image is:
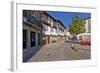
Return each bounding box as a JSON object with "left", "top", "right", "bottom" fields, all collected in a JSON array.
[{"left": 68, "top": 15, "right": 86, "bottom": 35}]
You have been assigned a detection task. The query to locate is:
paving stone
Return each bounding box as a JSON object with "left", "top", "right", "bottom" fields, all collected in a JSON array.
[{"left": 27, "top": 42, "right": 90, "bottom": 62}]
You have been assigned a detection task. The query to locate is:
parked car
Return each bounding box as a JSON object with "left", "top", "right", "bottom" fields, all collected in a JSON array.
[
  {"left": 80, "top": 39, "right": 91, "bottom": 46},
  {"left": 77, "top": 33, "right": 91, "bottom": 46}
]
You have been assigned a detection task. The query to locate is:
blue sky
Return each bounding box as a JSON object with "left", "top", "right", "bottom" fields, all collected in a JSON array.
[{"left": 47, "top": 11, "right": 91, "bottom": 28}]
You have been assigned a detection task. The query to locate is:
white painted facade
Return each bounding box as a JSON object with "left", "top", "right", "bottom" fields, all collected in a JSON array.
[
  {"left": 57, "top": 26, "right": 65, "bottom": 36},
  {"left": 85, "top": 19, "right": 91, "bottom": 33},
  {"left": 50, "top": 28, "right": 58, "bottom": 36},
  {"left": 42, "top": 23, "right": 51, "bottom": 35},
  {"left": 42, "top": 18, "right": 59, "bottom": 36},
  {"left": 42, "top": 23, "right": 58, "bottom": 36}
]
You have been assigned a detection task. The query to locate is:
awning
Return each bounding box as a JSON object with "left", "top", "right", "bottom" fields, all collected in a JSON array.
[{"left": 77, "top": 33, "right": 91, "bottom": 36}]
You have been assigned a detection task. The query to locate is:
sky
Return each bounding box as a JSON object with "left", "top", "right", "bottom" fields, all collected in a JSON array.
[{"left": 47, "top": 11, "right": 91, "bottom": 28}]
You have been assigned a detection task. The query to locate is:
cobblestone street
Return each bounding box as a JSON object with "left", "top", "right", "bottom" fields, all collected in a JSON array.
[{"left": 28, "top": 42, "right": 91, "bottom": 62}]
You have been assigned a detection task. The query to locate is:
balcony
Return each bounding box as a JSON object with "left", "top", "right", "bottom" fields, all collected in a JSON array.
[{"left": 23, "top": 13, "right": 43, "bottom": 30}]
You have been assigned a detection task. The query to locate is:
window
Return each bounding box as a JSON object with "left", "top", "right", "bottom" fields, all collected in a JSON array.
[
  {"left": 43, "top": 24, "right": 48, "bottom": 31},
  {"left": 48, "top": 17, "right": 51, "bottom": 24},
  {"left": 36, "top": 12, "right": 42, "bottom": 21},
  {"left": 51, "top": 21, "right": 53, "bottom": 26},
  {"left": 31, "top": 11, "right": 35, "bottom": 17},
  {"left": 42, "top": 15, "right": 46, "bottom": 21},
  {"left": 51, "top": 28, "right": 54, "bottom": 32},
  {"left": 55, "top": 30, "right": 57, "bottom": 33}
]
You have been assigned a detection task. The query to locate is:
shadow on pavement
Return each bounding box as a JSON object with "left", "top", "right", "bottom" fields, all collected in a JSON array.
[{"left": 23, "top": 45, "right": 44, "bottom": 62}]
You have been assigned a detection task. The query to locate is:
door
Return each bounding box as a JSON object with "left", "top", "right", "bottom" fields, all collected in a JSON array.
[
  {"left": 23, "top": 29, "right": 27, "bottom": 49},
  {"left": 30, "top": 31, "right": 35, "bottom": 47}
]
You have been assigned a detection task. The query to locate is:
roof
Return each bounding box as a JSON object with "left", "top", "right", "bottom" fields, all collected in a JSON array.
[
  {"left": 44, "top": 11, "right": 67, "bottom": 29},
  {"left": 44, "top": 12, "right": 57, "bottom": 21},
  {"left": 57, "top": 20, "right": 67, "bottom": 29}
]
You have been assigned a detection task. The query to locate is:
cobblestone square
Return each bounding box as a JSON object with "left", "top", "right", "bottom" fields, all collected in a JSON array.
[{"left": 28, "top": 42, "right": 91, "bottom": 62}]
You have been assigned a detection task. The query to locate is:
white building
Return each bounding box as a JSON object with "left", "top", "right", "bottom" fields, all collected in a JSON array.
[
  {"left": 77, "top": 17, "right": 91, "bottom": 41},
  {"left": 42, "top": 12, "right": 66, "bottom": 44}
]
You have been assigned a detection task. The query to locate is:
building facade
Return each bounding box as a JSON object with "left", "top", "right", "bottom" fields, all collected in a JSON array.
[
  {"left": 57, "top": 20, "right": 67, "bottom": 43},
  {"left": 64, "top": 29, "right": 70, "bottom": 41},
  {"left": 23, "top": 10, "right": 67, "bottom": 49},
  {"left": 41, "top": 12, "right": 58, "bottom": 44},
  {"left": 77, "top": 17, "right": 91, "bottom": 44},
  {"left": 23, "top": 10, "right": 43, "bottom": 49}
]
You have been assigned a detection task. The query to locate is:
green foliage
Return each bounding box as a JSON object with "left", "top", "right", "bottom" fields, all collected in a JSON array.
[{"left": 68, "top": 15, "right": 86, "bottom": 35}]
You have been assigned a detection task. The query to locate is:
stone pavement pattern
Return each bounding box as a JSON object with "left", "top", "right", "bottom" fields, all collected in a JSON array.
[{"left": 28, "top": 43, "right": 91, "bottom": 62}]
